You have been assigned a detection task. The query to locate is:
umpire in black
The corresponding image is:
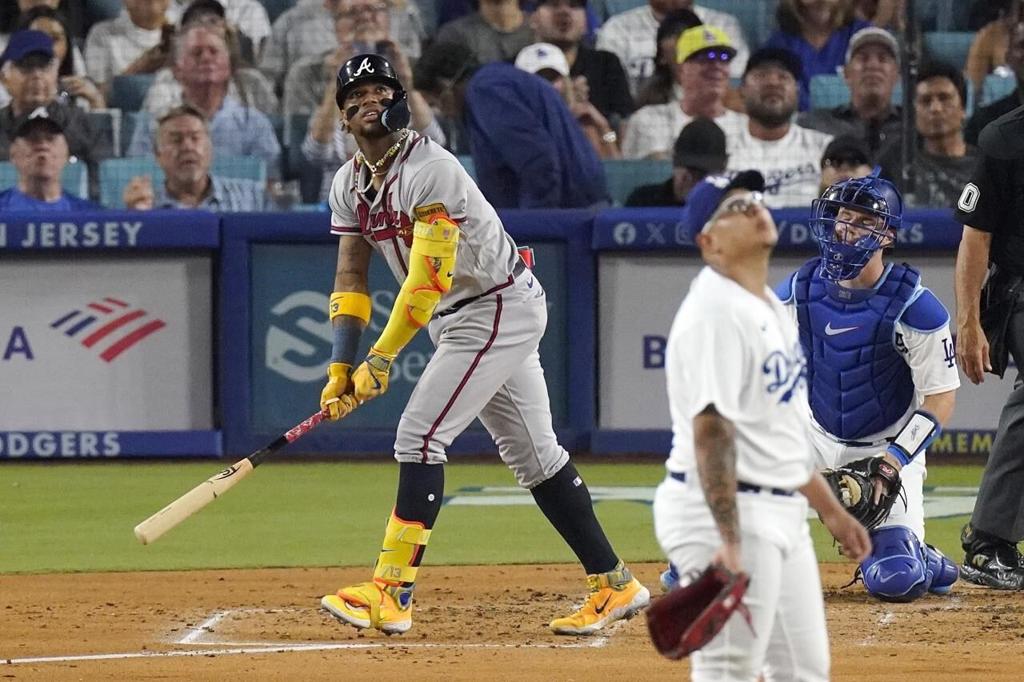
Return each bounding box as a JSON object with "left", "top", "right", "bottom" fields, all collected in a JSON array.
[{"left": 953, "top": 104, "right": 1024, "bottom": 590}]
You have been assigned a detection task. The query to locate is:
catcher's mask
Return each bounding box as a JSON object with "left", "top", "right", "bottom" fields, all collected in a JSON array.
[
  {"left": 810, "top": 167, "right": 903, "bottom": 282},
  {"left": 336, "top": 53, "right": 411, "bottom": 133}
]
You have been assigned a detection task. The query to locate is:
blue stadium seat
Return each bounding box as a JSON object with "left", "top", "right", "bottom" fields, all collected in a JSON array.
[
  {"left": 602, "top": 0, "right": 647, "bottom": 18},
  {"left": 86, "top": 109, "right": 121, "bottom": 159},
  {"left": 455, "top": 154, "right": 477, "bottom": 182},
  {"left": 603, "top": 159, "right": 672, "bottom": 206},
  {"left": 923, "top": 32, "right": 974, "bottom": 71},
  {"left": 100, "top": 156, "right": 266, "bottom": 208},
  {"left": 121, "top": 111, "right": 144, "bottom": 157},
  {"left": 109, "top": 74, "right": 156, "bottom": 113},
  {"left": 981, "top": 73, "right": 1018, "bottom": 107},
  {"left": 259, "top": 0, "right": 297, "bottom": 24},
  {"left": 810, "top": 74, "right": 975, "bottom": 117},
  {"left": 0, "top": 160, "right": 89, "bottom": 198},
  {"left": 85, "top": 0, "right": 122, "bottom": 25},
  {"left": 700, "top": 0, "right": 775, "bottom": 50},
  {"left": 809, "top": 74, "right": 905, "bottom": 110}
]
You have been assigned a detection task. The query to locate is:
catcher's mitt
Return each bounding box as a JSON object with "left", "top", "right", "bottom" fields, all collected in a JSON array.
[
  {"left": 823, "top": 456, "right": 902, "bottom": 530},
  {"left": 645, "top": 564, "right": 753, "bottom": 660}
]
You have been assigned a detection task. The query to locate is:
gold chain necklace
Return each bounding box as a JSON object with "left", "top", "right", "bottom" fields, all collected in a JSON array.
[{"left": 359, "top": 129, "right": 410, "bottom": 176}]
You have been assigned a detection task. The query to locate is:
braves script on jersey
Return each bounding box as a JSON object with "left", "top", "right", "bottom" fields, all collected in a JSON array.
[
  {"left": 328, "top": 131, "right": 567, "bottom": 487},
  {"left": 329, "top": 133, "right": 520, "bottom": 301}
]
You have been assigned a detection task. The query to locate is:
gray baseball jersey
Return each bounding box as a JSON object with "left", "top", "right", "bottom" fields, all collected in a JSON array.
[{"left": 328, "top": 133, "right": 568, "bottom": 486}]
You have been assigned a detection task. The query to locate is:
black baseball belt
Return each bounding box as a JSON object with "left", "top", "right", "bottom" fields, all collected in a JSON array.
[{"left": 669, "top": 471, "right": 794, "bottom": 497}]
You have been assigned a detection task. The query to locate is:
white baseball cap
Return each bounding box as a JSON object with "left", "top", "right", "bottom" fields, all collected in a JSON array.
[{"left": 515, "top": 42, "right": 570, "bottom": 78}]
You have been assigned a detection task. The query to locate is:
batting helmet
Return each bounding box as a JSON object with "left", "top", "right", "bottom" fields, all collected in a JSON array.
[
  {"left": 336, "top": 53, "right": 410, "bottom": 133},
  {"left": 810, "top": 167, "right": 903, "bottom": 282}
]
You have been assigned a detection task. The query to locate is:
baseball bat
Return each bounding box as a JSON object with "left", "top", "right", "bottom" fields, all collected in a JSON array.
[{"left": 133, "top": 410, "right": 327, "bottom": 545}]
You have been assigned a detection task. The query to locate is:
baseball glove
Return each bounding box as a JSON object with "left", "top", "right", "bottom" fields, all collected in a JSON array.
[
  {"left": 822, "top": 456, "right": 902, "bottom": 530},
  {"left": 645, "top": 564, "right": 753, "bottom": 660}
]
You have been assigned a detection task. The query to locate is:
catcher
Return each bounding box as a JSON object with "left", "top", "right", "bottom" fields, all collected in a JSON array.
[{"left": 774, "top": 169, "right": 961, "bottom": 602}]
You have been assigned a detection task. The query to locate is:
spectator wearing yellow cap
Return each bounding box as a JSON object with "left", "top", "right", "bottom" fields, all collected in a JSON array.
[
  {"left": 596, "top": 0, "right": 749, "bottom": 97},
  {"left": 621, "top": 25, "right": 747, "bottom": 160}
]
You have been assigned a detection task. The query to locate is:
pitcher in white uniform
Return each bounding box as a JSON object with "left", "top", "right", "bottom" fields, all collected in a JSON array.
[
  {"left": 316, "top": 54, "right": 649, "bottom": 636},
  {"left": 653, "top": 171, "right": 870, "bottom": 681}
]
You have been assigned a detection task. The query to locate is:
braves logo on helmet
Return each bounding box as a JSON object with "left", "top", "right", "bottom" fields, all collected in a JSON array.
[
  {"left": 352, "top": 57, "right": 376, "bottom": 78},
  {"left": 336, "top": 53, "right": 410, "bottom": 133}
]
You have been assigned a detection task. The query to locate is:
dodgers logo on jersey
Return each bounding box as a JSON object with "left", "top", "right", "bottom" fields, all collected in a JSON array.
[
  {"left": 762, "top": 342, "right": 807, "bottom": 404},
  {"left": 941, "top": 337, "right": 955, "bottom": 368},
  {"left": 352, "top": 58, "right": 375, "bottom": 77}
]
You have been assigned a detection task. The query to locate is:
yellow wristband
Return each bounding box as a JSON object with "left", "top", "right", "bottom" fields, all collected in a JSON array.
[{"left": 329, "top": 291, "right": 371, "bottom": 323}]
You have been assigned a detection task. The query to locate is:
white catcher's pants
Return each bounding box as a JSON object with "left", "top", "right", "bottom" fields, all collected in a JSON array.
[{"left": 654, "top": 475, "right": 830, "bottom": 682}]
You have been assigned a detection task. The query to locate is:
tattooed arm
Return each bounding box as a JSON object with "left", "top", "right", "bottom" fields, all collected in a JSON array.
[{"left": 693, "top": 403, "right": 742, "bottom": 573}]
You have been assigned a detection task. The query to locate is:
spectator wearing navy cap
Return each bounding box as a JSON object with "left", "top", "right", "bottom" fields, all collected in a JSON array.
[
  {"left": 818, "top": 133, "right": 872, "bottom": 192},
  {"left": 727, "top": 47, "right": 833, "bottom": 208},
  {"left": 0, "top": 115, "right": 99, "bottom": 210},
  {"left": 625, "top": 116, "right": 727, "bottom": 206},
  {"left": 0, "top": 30, "right": 102, "bottom": 197}
]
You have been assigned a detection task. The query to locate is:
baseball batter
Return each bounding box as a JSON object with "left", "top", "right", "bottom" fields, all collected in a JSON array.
[
  {"left": 774, "top": 169, "right": 960, "bottom": 602},
  {"left": 317, "top": 54, "right": 649, "bottom": 635},
  {"left": 653, "top": 171, "right": 870, "bottom": 680}
]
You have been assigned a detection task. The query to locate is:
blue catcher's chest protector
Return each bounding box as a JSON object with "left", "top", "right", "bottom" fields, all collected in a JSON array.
[{"left": 792, "top": 259, "right": 918, "bottom": 440}]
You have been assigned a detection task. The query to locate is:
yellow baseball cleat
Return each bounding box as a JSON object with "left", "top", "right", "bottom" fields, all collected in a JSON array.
[
  {"left": 549, "top": 565, "right": 651, "bottom": 636},
  {"left": 321, "top": 581, "right": 413, "bottom": 635}
]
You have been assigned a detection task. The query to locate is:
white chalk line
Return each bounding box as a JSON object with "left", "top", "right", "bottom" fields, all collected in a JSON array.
[
  {"left": 0, "top": 639, "right": 609, "bottom": 666},
  {"left": 1, "top": 605, "right": 609, "bottom": 666}
]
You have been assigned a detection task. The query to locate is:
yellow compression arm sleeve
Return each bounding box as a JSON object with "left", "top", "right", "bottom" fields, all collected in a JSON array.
[{"left": 373, "top": 219, "right": 459, "bottom": 357}]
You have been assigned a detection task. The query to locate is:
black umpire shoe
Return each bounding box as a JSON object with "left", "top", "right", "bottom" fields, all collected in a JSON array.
[{"left": 961, "top": 524, "right": 1024, "bottom": 590}]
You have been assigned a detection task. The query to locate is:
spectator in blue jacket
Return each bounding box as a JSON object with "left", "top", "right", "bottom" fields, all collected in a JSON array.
[
  {"left": 415, "top": 40, "right": 609, "bottom": 210},
  {"left": 0, "top": 115, "right": 98, "bottom": 210}
]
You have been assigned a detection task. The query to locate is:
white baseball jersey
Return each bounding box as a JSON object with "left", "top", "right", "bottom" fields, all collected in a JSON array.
[
  {"left": 595, "top": 4, "right": 749, "bottom": 91},
  {"left": 666, "top": 267, "right": 816, "bottom": 489},
  {"left": 622, "top": 105, "right": 747, "bottom": 160},
  {"left": 726, "top": 124, "right": 833, "bottom": 208},
  {"left": 329, "top": 133, "right": 520, "bottom": 304},
  {"left": 656, "top": 266, "right": 828, "bottom": 680},
  {"left": 328, "top": 131, "right": 567, "bottom": 486}
]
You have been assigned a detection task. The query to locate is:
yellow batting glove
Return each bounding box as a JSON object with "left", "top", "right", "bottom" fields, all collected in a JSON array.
[
  {"left": 320, "top": 362, "right": 353, "bottom": 420},
  {"left": 352, "top": 348, "right": 395, "bottom": 403}
]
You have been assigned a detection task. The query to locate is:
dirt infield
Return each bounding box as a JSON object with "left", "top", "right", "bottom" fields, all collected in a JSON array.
[{"left": 2, "top": 563, "right": 1020, "bottom": 680}]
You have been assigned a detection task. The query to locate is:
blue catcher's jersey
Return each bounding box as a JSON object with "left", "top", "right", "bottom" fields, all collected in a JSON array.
[{"left": 777, "top": 259, "right": 943, "bottom": 441}]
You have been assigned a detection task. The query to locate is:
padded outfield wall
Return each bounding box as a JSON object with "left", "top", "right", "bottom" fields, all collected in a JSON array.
[{"left": 0, "top": 208, "right": 1006, "bottom": 458}]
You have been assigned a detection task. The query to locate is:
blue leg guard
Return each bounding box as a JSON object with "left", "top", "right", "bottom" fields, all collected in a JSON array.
[
  {"left": 925, "top": 544, "right": 959, "bottom": 594},
  {"left": 660, "top": 563, "right": 679, "bottom": 592},
  {"left": 861, "top": 526, "right": 930, "bottom": 603}
]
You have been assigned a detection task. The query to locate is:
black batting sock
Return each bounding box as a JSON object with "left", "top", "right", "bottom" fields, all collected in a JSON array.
[
  {"left": 394, "top": 461, "right": 445, "bottom": 530},
  {"left": 530, "top": 461, "right": 620, "bottom": 575}
]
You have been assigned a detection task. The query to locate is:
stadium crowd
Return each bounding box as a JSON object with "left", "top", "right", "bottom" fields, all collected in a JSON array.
[{"left": 0, "top": 0, "right": 1015, "bottom": 212}]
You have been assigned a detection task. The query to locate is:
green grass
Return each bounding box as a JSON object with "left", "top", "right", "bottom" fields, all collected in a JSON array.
[{"left": 0, "top": 462, "right": 982, "bottom": 574}]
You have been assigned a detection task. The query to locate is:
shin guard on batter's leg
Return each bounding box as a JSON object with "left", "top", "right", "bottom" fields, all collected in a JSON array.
[{"left": 321, "top": 513, "right": 431, "bottom": 634}]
